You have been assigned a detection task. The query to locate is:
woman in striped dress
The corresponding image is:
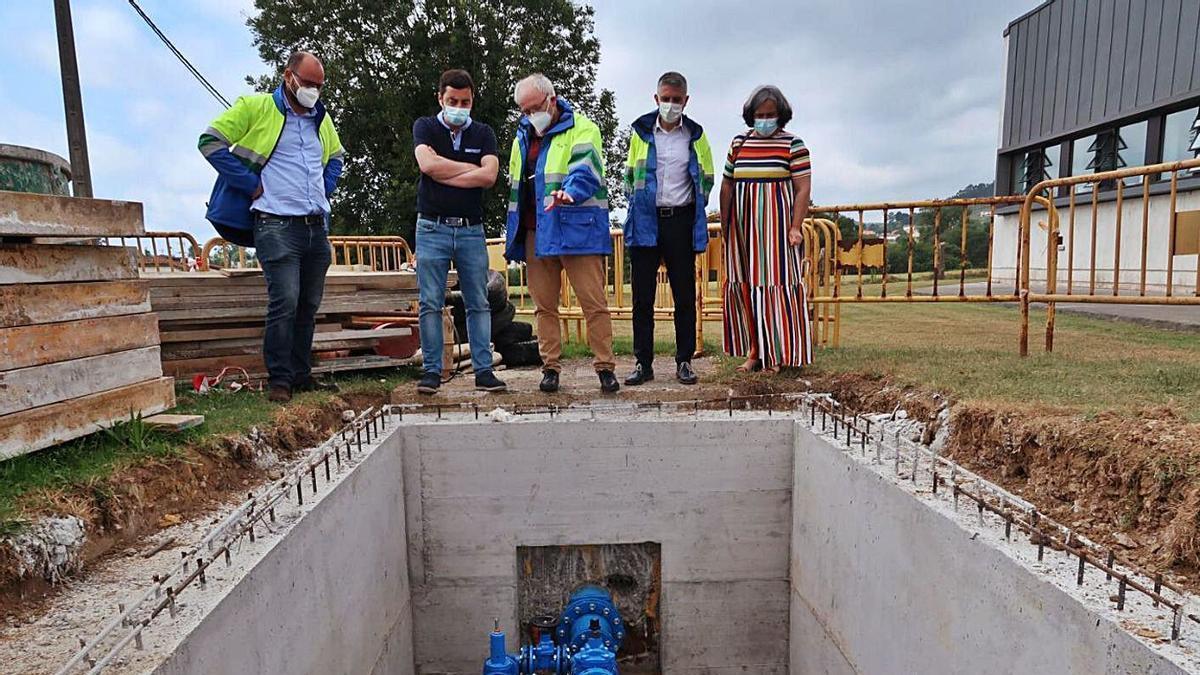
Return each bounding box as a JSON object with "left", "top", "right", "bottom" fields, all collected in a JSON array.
[{"left": 719, "top": 85, "right": 813, "bottom": 373}]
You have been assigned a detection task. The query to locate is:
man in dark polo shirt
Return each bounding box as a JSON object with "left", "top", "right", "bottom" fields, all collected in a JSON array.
[{"left": 412, "top": 69, "right": 506, "bottom": 394}]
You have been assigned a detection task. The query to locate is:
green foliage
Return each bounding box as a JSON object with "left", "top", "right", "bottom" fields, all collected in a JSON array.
[
  {"left": 816, "top": 182, "right": 998, "bottom": 276},
  {"left": 98, "top": 410, "right": 155, "bottom": 454},
  {"left": 246, "top": 0, "right": 625, "bottom": 242}
]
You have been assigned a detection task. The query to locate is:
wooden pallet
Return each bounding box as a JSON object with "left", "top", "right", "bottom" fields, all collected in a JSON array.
[
  {"left": 0, "top": 192, "right": 174, "bottom": 460},
  {"left": 144, "top": 269, "right": 423, "bottom": 378}
]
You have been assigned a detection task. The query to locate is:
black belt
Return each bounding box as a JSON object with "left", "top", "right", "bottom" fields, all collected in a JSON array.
[
  {"left": 420, "top": 213, "right": 481, "bottom": 227},
  {"left": 254, "top": 212, "right": 325, "bottom": 227},
  {"left": 656, "top": 204, "right": 695, "bottom": 218}
]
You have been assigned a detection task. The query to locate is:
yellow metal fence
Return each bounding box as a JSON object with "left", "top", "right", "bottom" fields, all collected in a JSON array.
[{"left": 127, "top": 157, "right": 1200, "bottom": 356}]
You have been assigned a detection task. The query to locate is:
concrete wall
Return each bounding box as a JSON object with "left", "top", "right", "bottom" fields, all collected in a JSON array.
[
  {"left": 400, "top": 418, "right": 795, "bottom": 674},
  {"left": 993, "top": 189, "right": 1200, "bottom": 294},
  {"left": 789, "top": 424, "right": 1187, "bottom": 675},
  {"left": 152, "top": 432, "right": 414, "bottom": 675}
]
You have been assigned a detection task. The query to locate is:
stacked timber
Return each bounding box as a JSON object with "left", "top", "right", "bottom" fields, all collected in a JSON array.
[
  {"left": 0, "top": 190, "right": 175, "bottom": 460},
  {"left": 143, "top": 269, "right": 424, "bottom": 378}
]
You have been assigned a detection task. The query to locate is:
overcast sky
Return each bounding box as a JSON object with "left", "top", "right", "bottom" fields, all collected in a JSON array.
[{"left": 0, "top": 0, "right": 1038, "bottom": 240}]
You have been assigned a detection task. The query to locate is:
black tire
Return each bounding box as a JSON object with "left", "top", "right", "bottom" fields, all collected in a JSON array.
[
  {"left": 497, "top": 339, "right": 542, "bottom": 368},
  {"left": 493, "top": 320, "right": 533, "bottom": 348}
]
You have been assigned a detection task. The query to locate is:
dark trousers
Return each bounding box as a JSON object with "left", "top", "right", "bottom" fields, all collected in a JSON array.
[
  {"left": 630, "top": 204, "right": 697, "bottom": 368},
  {"left": 253, "top": 214, "right": 331, "bottom": 389}
]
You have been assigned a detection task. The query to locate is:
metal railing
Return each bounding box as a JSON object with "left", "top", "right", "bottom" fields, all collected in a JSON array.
[
  {"left": 1018, "top": 157, "right": 1200, "bottom": 355},
  {"left": 145, "top": 157, "right": 1199, "bottom": 356},
  {"left": 196, "top": 235, "right": 413, "bottom": 272},
  {"left": 105, "top": 231, "right": 202, "bottom": 273}
]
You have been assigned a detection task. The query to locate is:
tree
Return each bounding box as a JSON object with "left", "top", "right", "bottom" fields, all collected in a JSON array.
[{"left": 245, "top": 0, "right": 625, "bottom": 243}]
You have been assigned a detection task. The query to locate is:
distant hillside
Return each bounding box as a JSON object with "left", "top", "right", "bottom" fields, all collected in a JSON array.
[{"left": 951, "top": 182, "right": 995, "bottom": 199}]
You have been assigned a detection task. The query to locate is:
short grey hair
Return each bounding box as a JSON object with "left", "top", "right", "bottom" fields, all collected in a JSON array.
[
  {"left": 657, "top": 71, "right": 687, "bottom": 94},
  {"left": 514, "top": 73, "right": 555, "bottom": 102},
  {"left": 742, "top": 84, "right": 793, "bottom": 128}
]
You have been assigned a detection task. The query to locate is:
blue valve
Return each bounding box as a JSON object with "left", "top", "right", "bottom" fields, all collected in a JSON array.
[{"left": 481, "top": 586, "right": 623, "bottom": 675}]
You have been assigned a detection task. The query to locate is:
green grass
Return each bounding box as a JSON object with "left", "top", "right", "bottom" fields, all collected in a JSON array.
[
  {"left": 0, "top": 369, "right": 416, "bottom": 527},
  {"left": 809, "top": 302, "right": 1200, "bottom": 419}
]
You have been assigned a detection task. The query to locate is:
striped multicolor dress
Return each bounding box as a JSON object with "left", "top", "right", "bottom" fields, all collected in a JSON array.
[{"left": 721, "top": 129, "right": 813, "bottom": 368}]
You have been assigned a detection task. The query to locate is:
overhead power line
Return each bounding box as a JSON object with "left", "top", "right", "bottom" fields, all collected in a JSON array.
[{"left": 127, "top": 0, "right": 232, "bottom": 109}]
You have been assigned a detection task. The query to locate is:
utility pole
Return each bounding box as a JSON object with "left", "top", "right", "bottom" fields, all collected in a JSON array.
[{"left": 53, "top": 0, "right": 93, "bottom": 198}]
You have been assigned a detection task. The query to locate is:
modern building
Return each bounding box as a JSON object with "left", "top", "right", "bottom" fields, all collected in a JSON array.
[{"left": 994, "top": 0, "right": 1200, "bottom": 294}]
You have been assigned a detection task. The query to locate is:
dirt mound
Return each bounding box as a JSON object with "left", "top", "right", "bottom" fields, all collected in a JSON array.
[{"left": 947, "top": 404, "right": 1200, "bottom": 584}]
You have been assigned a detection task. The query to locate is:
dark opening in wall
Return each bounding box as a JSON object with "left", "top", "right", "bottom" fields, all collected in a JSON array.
[{"left": 517, "top": 542, "right": 662, "bottom": 674}]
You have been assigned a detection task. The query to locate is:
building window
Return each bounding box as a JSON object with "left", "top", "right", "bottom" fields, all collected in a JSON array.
[
  {"left": 1163, "top": 107, "right": 1200, "bottom": 165},
  {"left": 1072, "top": 134, "right": 1096, "bottom": 193},
  {"left": 1119, "top": 120, "right": 1148, "bottom": 186},
  {"left": 1010, "top": 146, "right": 1057, "bottom": 194}
]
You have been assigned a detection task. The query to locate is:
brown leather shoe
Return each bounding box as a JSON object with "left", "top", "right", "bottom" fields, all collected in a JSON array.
[{"left": 267, "top": 385, "right": 292, "bottom": 403}]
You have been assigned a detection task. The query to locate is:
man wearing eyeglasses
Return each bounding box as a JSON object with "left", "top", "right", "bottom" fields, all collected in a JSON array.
[
  {"left": 199, "top": 51, "right": 345, "bottom": 403},
  {"left": 504, "top": 73, "right": 618, "bottom": 394}
]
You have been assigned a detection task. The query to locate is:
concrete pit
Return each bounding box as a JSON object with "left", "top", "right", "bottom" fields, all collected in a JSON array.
[{"left": 51, "top": 407, "right": 1200, "bottom": 674}]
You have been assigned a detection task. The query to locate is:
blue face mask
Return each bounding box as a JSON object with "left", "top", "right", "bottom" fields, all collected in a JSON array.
[
  {"left": 443, "top": 105, "right": 471, "bottom": 127},
  {"left": 754, "top": 117, "right": 779, "bottom": 136}
]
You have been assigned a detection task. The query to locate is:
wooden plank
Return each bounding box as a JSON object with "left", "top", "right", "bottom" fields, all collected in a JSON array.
[
  {"left": 154, "top": 296, "right": 413, "bottom": 322},
  {"left": 0, "top": 280, "right": 149, "bottom": 328},
  {"left": 0, "top": 243, "right": 137, "bottom": 285},
  {"left": 161, "top": 327, "right": 411, "bottom": 360},
  {"left": 158, "top": 323, "right": 340, "bottom": 342},
  {"left": 0, "top": 190, "right": 144, "bottom": 237},
  {"left": 0, "top": 346, "right": 162, "bottom": 416},
  {"left": 142, "top": 270, "right": 421, "bottom": 290},
  {"left": 0, "top": 377, "right": 175, "bottom": 460},
  {"left": 0, "top": 312, "right": 160, "bottom": 372},
  {"left": 162, "top": 353, "right": 264, "bottom": 378},
  {"left": 162, "top": 353, "right": 411, "bottom": 380},
  {"left": 144, "top": 413, "right": 204, "bottom": 432}
]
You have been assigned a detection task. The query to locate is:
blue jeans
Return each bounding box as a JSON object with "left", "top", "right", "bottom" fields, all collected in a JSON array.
[
  {"left": 415, "top": 218, "right": 493, "bottom": 375},
  {"left": 254, "top": 214, "right": 331, "bottom": 389}
]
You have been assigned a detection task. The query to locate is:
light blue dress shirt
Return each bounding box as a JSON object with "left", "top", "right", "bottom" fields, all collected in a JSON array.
[{"left": 252, "top": 105, "right": 330, "bottom": 216}]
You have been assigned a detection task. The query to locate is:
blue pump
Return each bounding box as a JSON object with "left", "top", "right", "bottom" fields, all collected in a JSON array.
[{"left": 482, "top": 586, "right": 624, "bottom": 675}]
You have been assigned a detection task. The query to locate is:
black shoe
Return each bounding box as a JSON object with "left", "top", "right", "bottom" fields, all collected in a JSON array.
[
  {"left": 416, "top": 371, "right": 441, "bottom": 395},
  {"left": 267, "top": 385, "right": 292, "bottom": 403},
  {"left": 676, "top": 361, "right": 698, "bottom": 385},
  {"left": 475, "top": 370, "right": 508, "bottom": 392},
  {"left": 293, "top": 377, "right": 339, "bottom": 393},
  {"left": 624, "top": 363, "right": 654, "bottom": 386},
  {"left": 598, "top": 369, "right": 620, "bottom": 393},
  {"left": 539, "top": 369, "right": 560, "bottom": 393}
]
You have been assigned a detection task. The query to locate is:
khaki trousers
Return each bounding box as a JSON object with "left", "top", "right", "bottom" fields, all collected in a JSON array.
[{"left": 524, "top": 231, "right": 615, "bottom": 373}]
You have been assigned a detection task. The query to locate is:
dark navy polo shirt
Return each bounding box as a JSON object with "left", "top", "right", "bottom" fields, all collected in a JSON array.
[{"left": 412, "top": 114, "right": 498, "bottom": 220}]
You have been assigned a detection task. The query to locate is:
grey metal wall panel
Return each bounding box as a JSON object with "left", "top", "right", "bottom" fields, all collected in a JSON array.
[
  {"left": 1073, "top": 0, "right": 1102, "bottom": 129},
  {"left": 1042, "top": 1, "right": 1063, "bottom": 135},
  {"left": 1176, "top": 1, "right": 1200, "bottom": 94},
  {"left": 1001, "top": 0, "right": 1200, "bottom": 152},
  {"left": 1054, "top": 0, "right": 1080, "bottom": 131},
  {"left": 1124, "top": 1, "right": 1150, "bottom": 108},
  {"left": 1102, "top": 0, "right": 1124, "bottom": 117},
  {"left": 1137, "top": 0, "right": 1165, "bottom": 106},
  {"left": 1152, "top": 0, "right": 1181, "bottom": 101}
]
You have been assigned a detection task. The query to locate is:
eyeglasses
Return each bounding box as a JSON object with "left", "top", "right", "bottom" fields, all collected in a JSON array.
[
  {"left": 290, "top": 72, "right": 325, "bottom": 90},
  {"left": 520, "top": 94, "right": 550, "bottom": 117}
]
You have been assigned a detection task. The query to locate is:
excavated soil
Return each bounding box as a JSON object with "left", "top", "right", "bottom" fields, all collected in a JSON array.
[
  {"left": 0, "top": 390, "right": 388, "bottom": 617},
  {"left": 4, "top": 356, "right": 1198, "bottom": 623}
]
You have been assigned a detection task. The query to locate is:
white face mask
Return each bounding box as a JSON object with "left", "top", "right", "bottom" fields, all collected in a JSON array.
[
  {"left": 658, "top": 101, "right": 683, "bottom": 124},
  {"left": 527, "top": 96, "right": 555, "bottom": 136},
  {"left": 529, "top": 110, "right": 553, "bottom": 136},
  {"left": 289, "top": 74, "right": 320, "bottom": 108}
]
